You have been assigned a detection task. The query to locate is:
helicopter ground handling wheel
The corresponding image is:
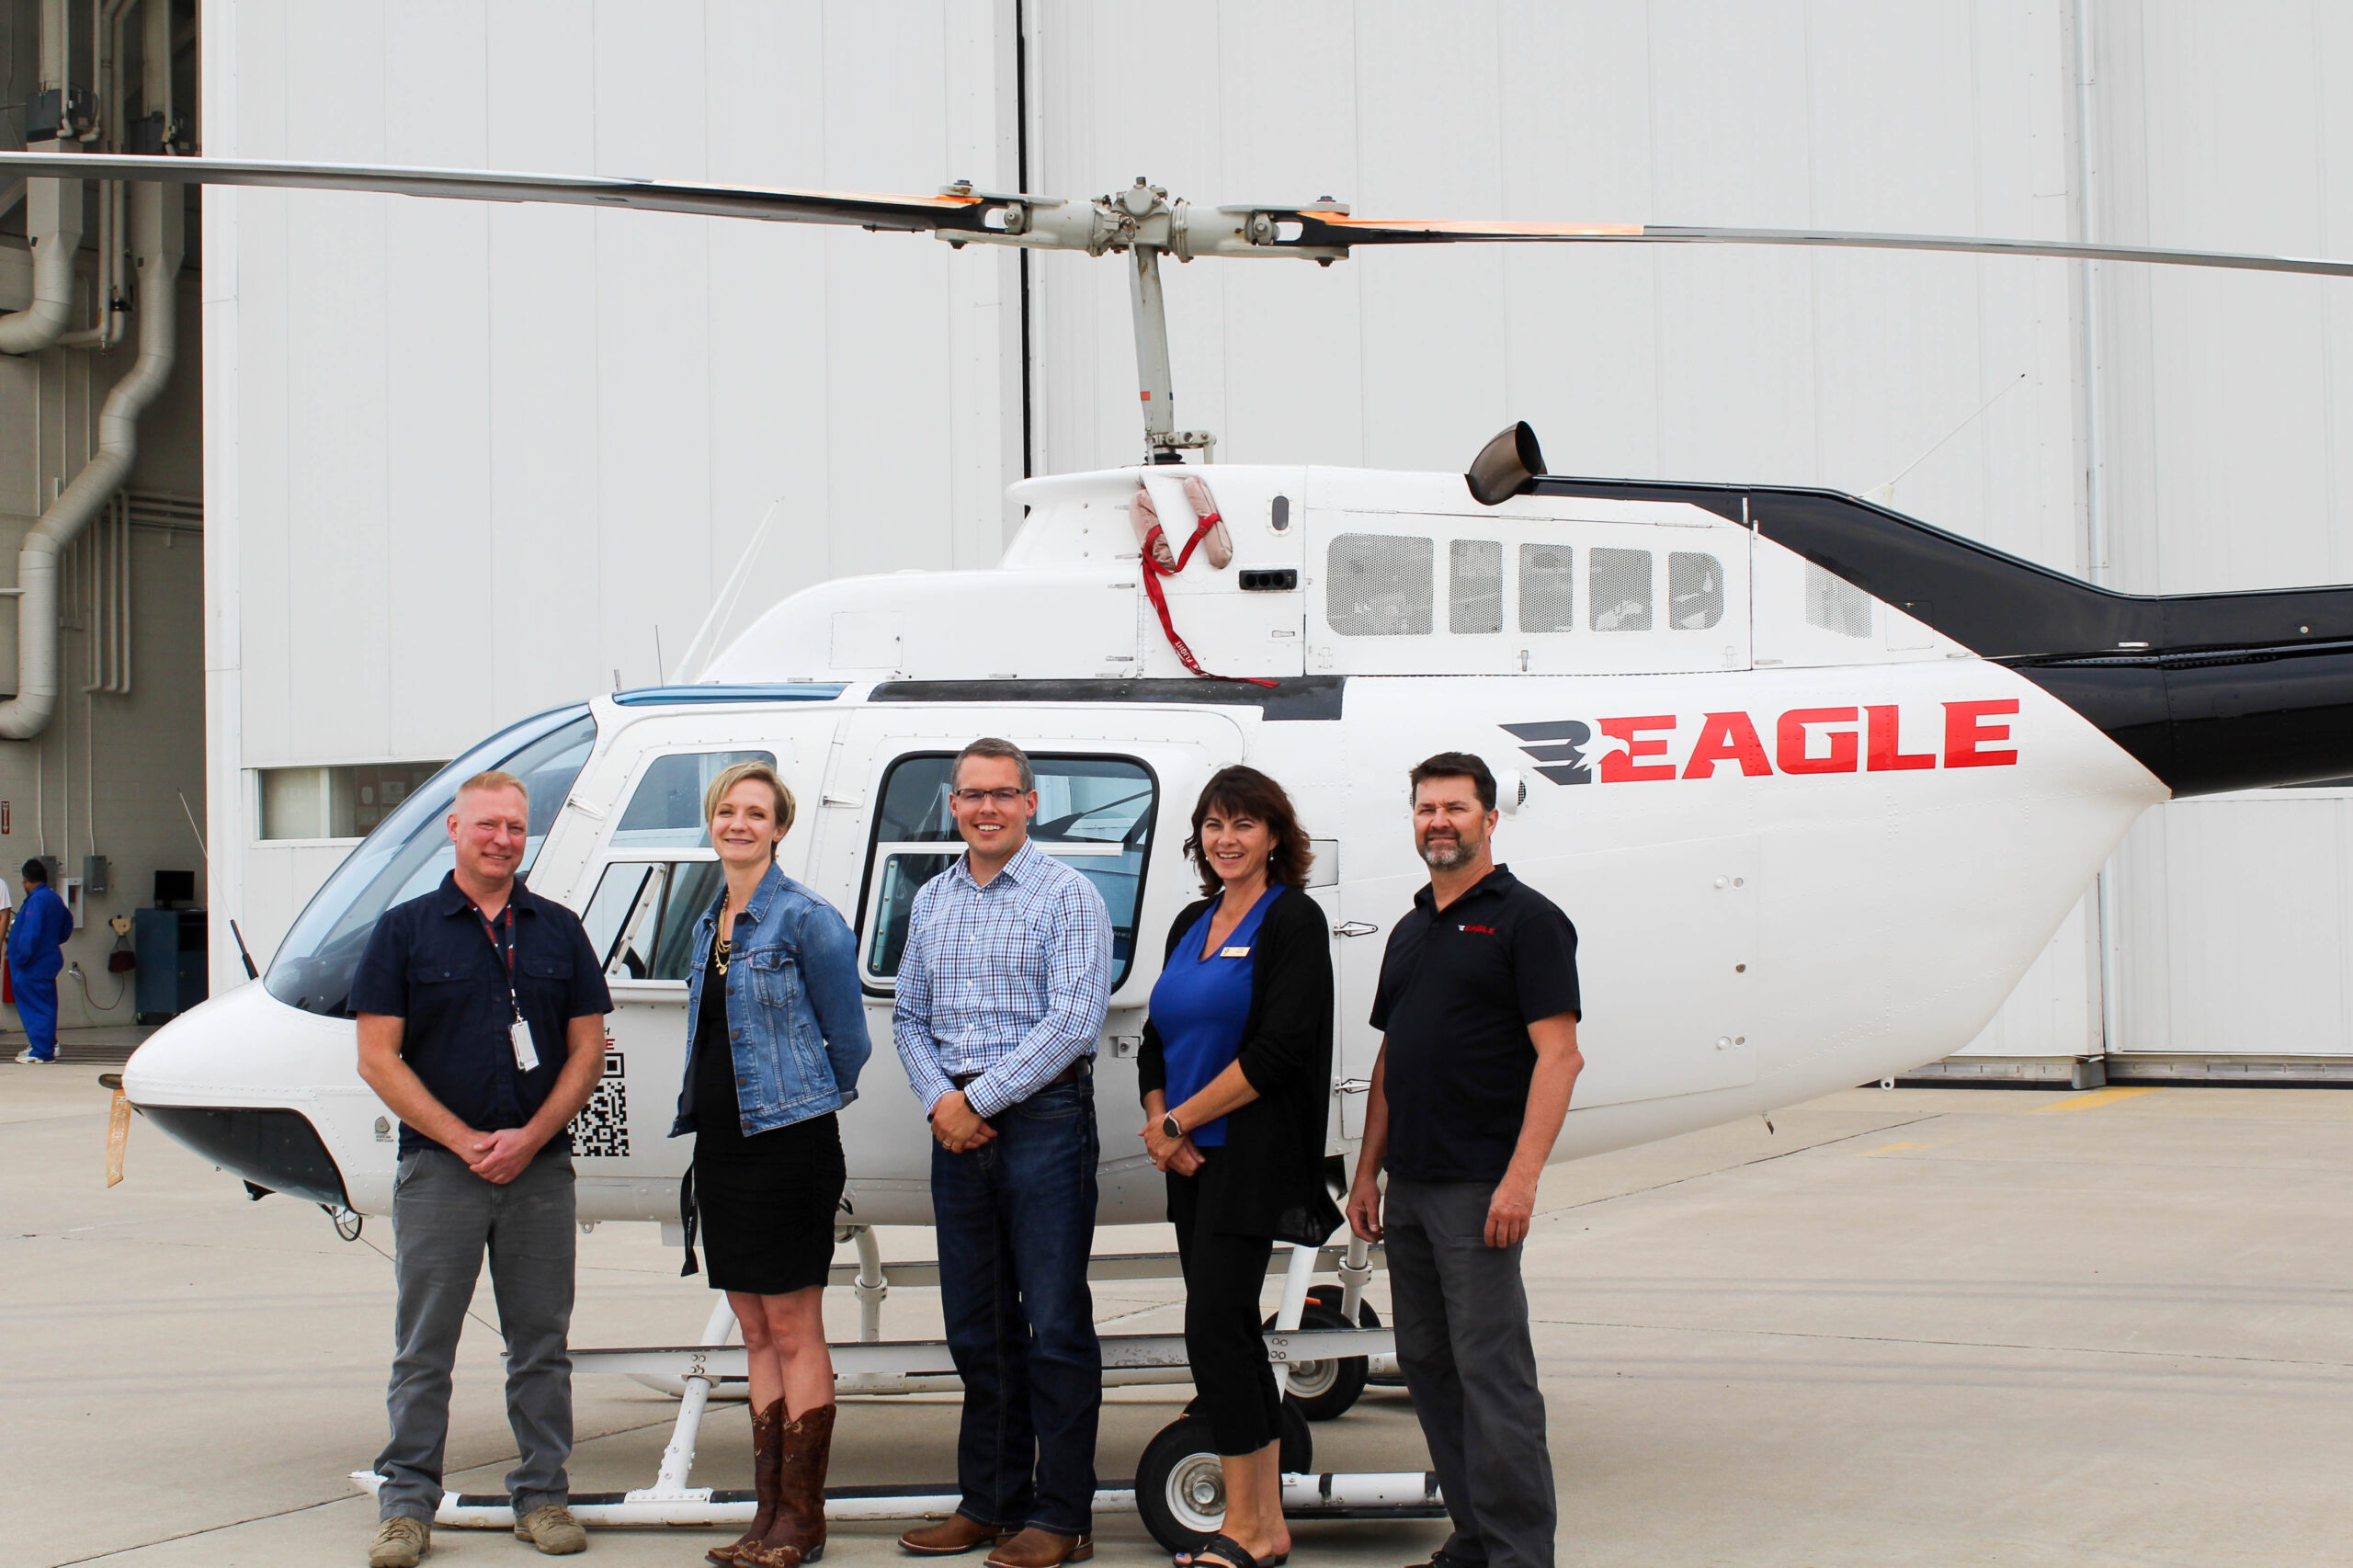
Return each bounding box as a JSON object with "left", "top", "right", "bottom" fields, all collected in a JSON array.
[
  {"left": 1136, "top": 1401, "right": 1314, "bottom": 1553},
  {"left": 1262, "top": 1286, "right": 1381, "bottom": 1420}
]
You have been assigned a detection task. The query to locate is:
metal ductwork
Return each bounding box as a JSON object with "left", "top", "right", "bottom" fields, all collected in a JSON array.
[
  {"left": 1465, "top": 422, "right": 1547, "bottom": 506},
  {"left": 0, "top": 180, "right": 182, "bottom": 739},
  {"left": 0, "top": 0, "right": 83, "bottom": 356}
]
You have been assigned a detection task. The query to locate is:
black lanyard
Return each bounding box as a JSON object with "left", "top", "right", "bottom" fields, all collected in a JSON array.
[{"left": 474, "top": 902, "right": 521, "bottom": 1023}]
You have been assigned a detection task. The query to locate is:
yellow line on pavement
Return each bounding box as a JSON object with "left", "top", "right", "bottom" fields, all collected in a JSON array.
[
  {"left": 1863, "top": 1141, "right": 1924, "bottom": 1155},
  {"left": 2033, "top": 1085, "right": 2161, "bottom": 1114}
]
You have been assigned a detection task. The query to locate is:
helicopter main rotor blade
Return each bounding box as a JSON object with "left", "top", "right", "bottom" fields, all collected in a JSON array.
[
  {"left": 1275, "top": 211, "right": 2353, "bottom": 279},
  {"left": 0, "top": 151, "right": 1009, "bottom": 233}
]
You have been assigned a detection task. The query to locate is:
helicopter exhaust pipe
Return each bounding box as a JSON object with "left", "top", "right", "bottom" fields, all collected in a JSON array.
[{"left": 1465, "top": 422, "right": 1547, "bottom": 506}]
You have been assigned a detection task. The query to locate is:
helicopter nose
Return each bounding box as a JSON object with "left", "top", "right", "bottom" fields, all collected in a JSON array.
[{"left": 122, "top": 979, "right": 356, "bottom": 1207}]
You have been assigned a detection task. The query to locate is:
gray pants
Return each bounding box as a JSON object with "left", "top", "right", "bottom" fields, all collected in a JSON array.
[
  {"left": 377, "top": 1144, "right": 577, "bottom": 1523},
  {"left": 1386, "top": 1177, "right": 1556, "bottom": 1568}
]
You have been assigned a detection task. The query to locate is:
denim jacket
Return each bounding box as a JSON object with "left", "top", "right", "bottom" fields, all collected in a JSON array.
[{"left": 670, "top": 863, "right": 870, "bottom": 1137}]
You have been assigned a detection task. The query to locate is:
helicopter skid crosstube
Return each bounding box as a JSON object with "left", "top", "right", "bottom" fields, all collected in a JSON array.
[{"left": 344, "top": 1470, "right": 1447, "bottom": 1531}]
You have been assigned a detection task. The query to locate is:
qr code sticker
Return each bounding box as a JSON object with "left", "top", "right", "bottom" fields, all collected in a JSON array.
[{"left": 570, "top": 1049, "right": 631, "bottom": 1158}]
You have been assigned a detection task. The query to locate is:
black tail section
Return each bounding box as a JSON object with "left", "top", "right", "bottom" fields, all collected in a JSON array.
[{"left": 1530, "top": 475, "right": 2353, "bottom": 797}]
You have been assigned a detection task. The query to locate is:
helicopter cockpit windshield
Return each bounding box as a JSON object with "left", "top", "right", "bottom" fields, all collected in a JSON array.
[{"left": 263, "top": 705, "right": 599, "bottom": 1017}]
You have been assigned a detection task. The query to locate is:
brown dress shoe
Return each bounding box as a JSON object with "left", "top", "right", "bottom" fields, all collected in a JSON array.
[
  {"left": 899, "top": 1515, "right": 1015, "bottom": 1556},
  {"left": 983, "top": 1528, "right": 1093, "bottom": 1568}
]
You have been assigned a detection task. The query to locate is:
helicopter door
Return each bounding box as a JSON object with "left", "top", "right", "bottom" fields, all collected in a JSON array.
[
  {"left": 814, "top": 708, "right": 1245, "bottom": 1222},
  {"left": 551, "top": 716, "right": 835, "bottom": 1207}
]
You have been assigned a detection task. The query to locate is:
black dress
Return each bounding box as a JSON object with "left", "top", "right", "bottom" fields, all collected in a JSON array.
[{"left": 691, "top": 928, "right": 846, "bottom": 1294}]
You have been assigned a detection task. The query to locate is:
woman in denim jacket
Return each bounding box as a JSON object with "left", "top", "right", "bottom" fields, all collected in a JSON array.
[{"left": 672, "top": 759, "right": 869, "bottom": 1568}]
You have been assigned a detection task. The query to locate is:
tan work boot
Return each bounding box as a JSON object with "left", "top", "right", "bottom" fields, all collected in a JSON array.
[
  {"left": 514, "top": 1503, "right": 588, "bottom": 1554},
  {"left": 368, "top": 1516, "right": 430, "bottom": 1568}
]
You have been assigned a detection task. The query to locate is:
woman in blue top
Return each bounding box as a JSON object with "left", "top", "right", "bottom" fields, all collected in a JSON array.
[
  {"left": 671, "top": 760, "right": 870, "bottom": 1568},
  {"left": 1141, "top": 767, "right": 1343, "bottom": 1568}
]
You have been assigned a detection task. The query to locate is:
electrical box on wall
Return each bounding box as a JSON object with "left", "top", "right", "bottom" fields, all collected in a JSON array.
[
  {"left": 61, "top": 876, "right": 82, "bottom": 928},
  {"left": 82, "top": 856, "right": 108, "bottom": 895}
]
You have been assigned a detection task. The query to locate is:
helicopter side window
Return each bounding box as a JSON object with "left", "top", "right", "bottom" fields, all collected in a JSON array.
[
  {"left": 1667, "top": 552, "right": 1724, "bottom": 631},
  {"left": 1518, "top": 544, "right": 1574, "bottom": 632},
  {"left": 1805, "top": 562, "right": 1874, "bottom": 637},
  {"left": 579, "top": 858, "right": 725, "bottom": 981},
  {"left": 612, "top": 750, "right": 777, "bottom": 849},
  {"left": 1449, "top": 540, "right": 1503, "bottom": 634},
  {"left": 1590, "top": 547, "right": 1654, "bottom": 631},
  {"left": 263, "top": 706, "right": 599, "bottom": 1017},
  {"left": 858, "top": 753, "right": 1157, "bottom": 992},
  {"left": 1325, "top": 533, "right": 1435, "bottom": 636}
]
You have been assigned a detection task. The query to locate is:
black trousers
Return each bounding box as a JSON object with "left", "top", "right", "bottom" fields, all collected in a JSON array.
[{"left": 1168, "top": 1157, "right": 1282, "bottom": 1457}]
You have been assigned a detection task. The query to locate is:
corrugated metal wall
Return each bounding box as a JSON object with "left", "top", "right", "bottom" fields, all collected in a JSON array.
[{"left": 206, "top": 0, "right": 2353, "bottom": 1062}]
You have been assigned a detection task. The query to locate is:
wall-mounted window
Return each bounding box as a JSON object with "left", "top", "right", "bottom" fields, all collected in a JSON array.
[
  {"left": 1449, "top": 540, "right": 1503, "bottom": 633},
  {"left": 1518, "top": 544, "right": 1574, "bottom": 632},
  {"left": 1326, "top": 533, "right": 1434, "bottom": 636},
  {"left": 257, "top": 762, "right": 449, "bottom": 841},
  {"left": 1805, "top": 562, "right": 1873, "bottom": 638},
  {"left": 1667, "top": 552, "right": 1724, "bottom": 631},
  {"left": 1589, "top": 548, "right": 1654, "bottom": 631}
]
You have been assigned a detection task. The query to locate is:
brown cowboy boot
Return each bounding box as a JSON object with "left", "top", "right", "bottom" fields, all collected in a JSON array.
[
  {"left": 745, "top": 1403, "right": 835, "bottom": 1567},
  {"left": 709, "top": 1398, "right": 787, "bottom": 1566}
]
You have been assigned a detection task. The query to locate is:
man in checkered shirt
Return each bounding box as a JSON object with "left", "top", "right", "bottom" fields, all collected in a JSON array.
[{"left": 893, "top": 736, "right": 1112, "bottom": 1568}]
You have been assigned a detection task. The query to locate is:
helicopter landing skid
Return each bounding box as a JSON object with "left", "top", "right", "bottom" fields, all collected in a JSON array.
[{"left": 346, "top": 1235, "right": 1444, "bottom": 1541}]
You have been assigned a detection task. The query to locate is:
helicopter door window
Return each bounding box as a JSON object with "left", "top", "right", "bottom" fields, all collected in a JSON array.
[
  {"left": 1325, "top": 533, "right": 1435, "bottom": 636},
  {"left": 858, "top": 753, "right": 1157, "bottom": 992},
  {"left": 1805, "top": 562, "right": 1874, "bottom": 637},
  {"left": 1667, "top": 552, "right": 1725, "bottom": 631},
  {"left": 611, "top": 750, "right": 777, "bottom": 849},
  {"left": 1449, "top": 540, "right": 1504, "bottom": 634},
  {"left": 263, "top": 706, "right": 599, "bottom": 1017},
  {"left": 1518, "top": 544, "right": 1574, "bottom": 633},
  {"left": 580, "top": 858, "right": 725, "bottom": 981},
  {"left": 1589, "top": 547, "right": 1654, "bottom": 631}
]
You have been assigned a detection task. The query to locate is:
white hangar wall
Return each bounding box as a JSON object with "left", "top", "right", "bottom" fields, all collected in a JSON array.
[
  {"left": 206, "top": 0, "right": 2353, "bottom": 1066},
  {"left": 201, "top": 0, "right": 1025, "bottom": 979}
]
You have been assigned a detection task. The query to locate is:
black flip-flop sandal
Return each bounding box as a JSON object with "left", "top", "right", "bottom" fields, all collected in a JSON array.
[{"left": 1179, "top": 1533, "right": 1274, "bottom": 1568}]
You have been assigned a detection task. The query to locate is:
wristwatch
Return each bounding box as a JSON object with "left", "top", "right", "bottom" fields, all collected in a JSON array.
[{"left": 1161, "top": 1112, "right": 1183, "bottom": 1142}]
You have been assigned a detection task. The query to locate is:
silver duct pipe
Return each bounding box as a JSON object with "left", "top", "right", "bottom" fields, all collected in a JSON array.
[
  {"left": 0, "top": 0, "right": 83, "bottom": 355},
  {"left": 0, "top": 179, "right": 181, "bottom": 739}
]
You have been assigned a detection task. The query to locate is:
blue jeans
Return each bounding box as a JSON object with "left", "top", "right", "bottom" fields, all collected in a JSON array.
[{"left": 932, "top": 1074, "right": 1101, "bottom": 1535}]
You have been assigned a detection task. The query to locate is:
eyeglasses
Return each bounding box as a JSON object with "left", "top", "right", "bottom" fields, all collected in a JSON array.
[{"left": 951, "top": 788, "right": 1029, "bottom": 806}]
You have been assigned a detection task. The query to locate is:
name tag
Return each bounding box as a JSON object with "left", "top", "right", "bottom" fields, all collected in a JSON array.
[
  {"left": 510, "top": 1015, "right": 540, "bottom": 1073},
  {"left": 1220, "top": 946, "right": 1251, "bottom": 959}
]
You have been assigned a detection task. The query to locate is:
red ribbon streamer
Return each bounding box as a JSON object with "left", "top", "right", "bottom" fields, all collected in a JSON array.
[{"left": 1140, "top": 510, "right": 1280, "bottom": 689}]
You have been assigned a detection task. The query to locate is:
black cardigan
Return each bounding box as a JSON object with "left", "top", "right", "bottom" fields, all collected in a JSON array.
[{"left": 1139, "top": 884, "right": 1345, "bottom": 1247}]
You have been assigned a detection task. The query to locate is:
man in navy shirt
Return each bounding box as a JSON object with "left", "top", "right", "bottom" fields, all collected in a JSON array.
[
  {"left": 1347, "top": 752, "right": 1584, "bottom": 1568},
  {"left": 352, "top": 769, "right": 611, "bottom": 1567},
  {"left": 10, "top": 858, "right": 72, "bottom": 1064}
]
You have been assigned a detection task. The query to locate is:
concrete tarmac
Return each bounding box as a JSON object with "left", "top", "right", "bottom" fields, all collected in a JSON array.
[{"left": 6, "top": 1066, "right": 2348, "bottom": 1567}]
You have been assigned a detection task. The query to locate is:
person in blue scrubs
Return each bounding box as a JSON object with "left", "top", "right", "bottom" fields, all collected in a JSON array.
[
  {"left": 11, "top": 858, "right": 71, "bottom": 1064},
  {"left": 1140, "top": 767, "right": 1342, "bottom": 1568}
]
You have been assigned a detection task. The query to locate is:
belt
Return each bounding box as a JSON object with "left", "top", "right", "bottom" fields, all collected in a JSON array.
[{"left": 950, "top": 1056, "right": 1092, "bottom": 1095}]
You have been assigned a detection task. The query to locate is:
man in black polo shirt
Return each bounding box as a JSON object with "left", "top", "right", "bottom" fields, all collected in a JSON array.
[
  {"left": 1346, "top": 752, "right": 1583, "bottom": 1568},
  {"left": 352, "top": 769, "right": 612, "bottom": 1567}
]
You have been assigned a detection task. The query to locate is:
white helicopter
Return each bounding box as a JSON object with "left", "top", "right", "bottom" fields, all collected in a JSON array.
[{"left": 9, "top": 149, "right": 2353, "bottom": 1542}]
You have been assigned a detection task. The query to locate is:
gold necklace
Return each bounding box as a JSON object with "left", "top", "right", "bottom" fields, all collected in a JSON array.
[{"left": 714, "top": 895, "right": 733, "bottom": 976}]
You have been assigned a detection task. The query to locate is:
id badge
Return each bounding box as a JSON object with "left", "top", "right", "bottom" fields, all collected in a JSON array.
[{"left": 509, "top": 1014, "right": 540, "bottom": 1073}]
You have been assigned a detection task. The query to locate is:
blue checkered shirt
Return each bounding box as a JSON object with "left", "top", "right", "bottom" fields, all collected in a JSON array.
[{"left": 892, "top": 838, "right": 1114, "bottom": 1119}]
